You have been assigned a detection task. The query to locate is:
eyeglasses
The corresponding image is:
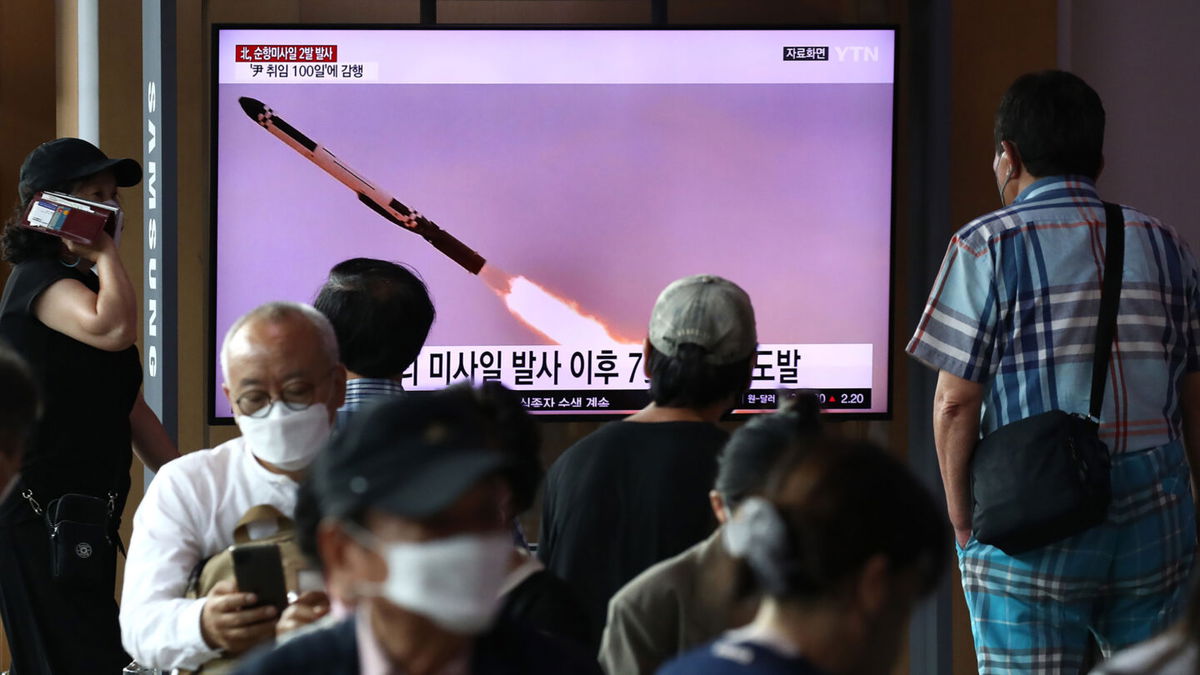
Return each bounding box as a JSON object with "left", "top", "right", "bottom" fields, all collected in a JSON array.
[
  {"left": 234, "top": 366, "right": 338, "bottom": 418},
  {"left": 235, "top": 383, "right": 319, "bottom": 419}
]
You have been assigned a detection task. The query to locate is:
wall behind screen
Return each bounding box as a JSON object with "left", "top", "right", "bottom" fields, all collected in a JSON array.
[{"left": 1062, "top": 0, "right": 1200, "bottom": 254}]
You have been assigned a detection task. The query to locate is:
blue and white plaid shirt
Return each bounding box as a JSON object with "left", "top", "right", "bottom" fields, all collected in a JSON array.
[
  {"left": 908, "top": 176, "right": 1200, "bottom": 453},
  {"left": 336, "top": 377, "right": 405, "bottom": 429}
]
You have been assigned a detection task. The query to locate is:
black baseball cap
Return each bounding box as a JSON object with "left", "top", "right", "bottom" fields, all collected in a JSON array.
[
  {"left": 18, "top": 138, "right": 142, "bottom": 195},
  {"left": 313, "top": 393, "right": 512, "bottom": 521}
]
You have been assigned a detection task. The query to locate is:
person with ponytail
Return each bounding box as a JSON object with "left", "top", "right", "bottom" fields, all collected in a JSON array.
[
  {"left": 600, "top": 393, "right": 822, "bottom": 675},
  {"left": 659, "top": 438, "right": 949, "bottom": 674}
]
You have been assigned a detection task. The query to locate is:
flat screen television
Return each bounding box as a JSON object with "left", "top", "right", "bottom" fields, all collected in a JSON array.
[{"left": 211, "top": 25, "right": 897, "bottom": 422}]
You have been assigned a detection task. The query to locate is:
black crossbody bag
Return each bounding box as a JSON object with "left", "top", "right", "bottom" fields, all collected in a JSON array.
[
  {"left": 23, "top": 476, "right": 123, "bottom": 589},
  {"left": 969, "top": 202, "right": 1124, "bottom": 556},
  {"left": 44, "top": 492, "right": 119, "bottom": 587}
]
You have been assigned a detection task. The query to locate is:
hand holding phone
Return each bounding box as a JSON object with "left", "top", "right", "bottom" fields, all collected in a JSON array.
[{"left": 199, "top": 580, "right": 278, "bottom": 655}]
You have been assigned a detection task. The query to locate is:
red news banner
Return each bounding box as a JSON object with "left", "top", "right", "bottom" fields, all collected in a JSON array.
[{"left": 235, "top": 45, "right": 338, "bottom": 62}]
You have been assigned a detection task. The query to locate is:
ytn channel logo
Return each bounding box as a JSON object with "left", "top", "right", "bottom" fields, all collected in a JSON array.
[{"left": 783, "top": 46, "right": 880, "bottom": 62}]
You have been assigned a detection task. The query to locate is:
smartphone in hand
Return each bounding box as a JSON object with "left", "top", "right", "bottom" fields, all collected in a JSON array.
[{"left": 230, "top": 544, "right": 289, "bottom": 614}]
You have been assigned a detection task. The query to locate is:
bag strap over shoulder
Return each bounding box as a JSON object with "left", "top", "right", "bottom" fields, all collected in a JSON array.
[
  {"left": 1090, "top": 202, "right": 1126, "bottom": 420},
  {"left": 232, "top": 504, "right": 294, "bottom": 544}
]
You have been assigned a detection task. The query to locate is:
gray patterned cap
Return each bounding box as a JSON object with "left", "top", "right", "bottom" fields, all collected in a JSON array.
[{"left": 647, "top": 274, "right": 757, "bottom": 366}]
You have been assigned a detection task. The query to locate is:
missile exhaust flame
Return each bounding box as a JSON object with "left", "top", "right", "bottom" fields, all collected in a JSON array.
[{"left": 479, "top": 263, "right": 635, "bottom": 346}]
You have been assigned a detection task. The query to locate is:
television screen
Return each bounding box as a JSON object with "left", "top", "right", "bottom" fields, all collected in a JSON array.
[{"left": 211, "top": 26, "right": 896, "bottom": 421}]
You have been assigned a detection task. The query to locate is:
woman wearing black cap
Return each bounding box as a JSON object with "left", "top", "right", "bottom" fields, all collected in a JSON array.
[{"left": 0, "top": 138, "right": 179, "bottom": 674}]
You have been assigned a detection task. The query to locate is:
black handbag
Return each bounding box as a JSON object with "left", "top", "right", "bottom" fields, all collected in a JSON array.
[
  {"left": 44, "top": 492, "right": 118, "bottom": 588},
  {"left": 969, "top": 202, "right": 1124, "bottom": 555}
]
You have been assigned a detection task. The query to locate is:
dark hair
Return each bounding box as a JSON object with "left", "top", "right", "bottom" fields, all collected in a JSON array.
[
  {"left": 0, "top": 341, "right": 40, "bottom": 455},
  {"left": 313, "top": 258, "right": 435, "bottom": 378},
  {"left": 647, "top": 343, "right": 752, "bottom": 409},
  {"left": 2, "top": 180, "right": 77, "bottom": 264},
  {"left": 994, "top": 70, "right": 1105, "bottom": 180},
  {"left": 737, "top": 438, "right": 949, "bottom": 602},
  {"left": 441, "top": 381, "right": 542, "bottom": 515},
  {"left": 715, "top": 393, "right": 822, "bottom": 509}
]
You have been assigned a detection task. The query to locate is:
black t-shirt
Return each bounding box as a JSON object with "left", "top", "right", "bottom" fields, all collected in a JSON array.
[
  {"left": 497, "top": 567, "right": 591, "bottom": 649},
  {"left": 0, "top": 258, "right": 140, "bottom": 516},
  {"left": 538, "top": 421, "right": 726, "bottom": 650}
]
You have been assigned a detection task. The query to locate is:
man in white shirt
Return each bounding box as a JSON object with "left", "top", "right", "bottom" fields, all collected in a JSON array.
[{"left": 120, "top": 301, "right": 346, "bottom": 671}]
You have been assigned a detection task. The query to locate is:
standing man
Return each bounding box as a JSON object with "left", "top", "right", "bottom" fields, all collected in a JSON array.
[
  {"left": 909, "top": 70, "right": 1200, "bottom": 674},
  {"left": 312, "top": 258, "right": 435, "bottom": 427},
  {"left": 539, "top": 274, "right": 758, "bottom": 651}
]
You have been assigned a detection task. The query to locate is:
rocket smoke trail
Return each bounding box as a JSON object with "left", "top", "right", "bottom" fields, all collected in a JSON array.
[
  {"left": 239, "top": 96, "right": 635, "bottom": 347},
  {"left": 480, "top": 266, "right": 633, "bottom": 345}
]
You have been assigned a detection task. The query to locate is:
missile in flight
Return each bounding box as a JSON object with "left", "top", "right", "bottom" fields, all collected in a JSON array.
[{"left": 237, "top": 96, "right": 485, "bottom": 275}]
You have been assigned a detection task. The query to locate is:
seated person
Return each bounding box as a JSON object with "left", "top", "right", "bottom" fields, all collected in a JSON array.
[
  {"left": 660, "top": 437, "right": 949, "bottom": 674},
  {"left": 313, "top": 258, "right": 435, "bottom": 425},
  {"left": 235, "top": 391, "right": 601, "bottom": 675},
  {"left": 540, "top": 274, "right": 758, "bottom": 650},
  {"left": 120, "top": 302, "right": 346, "bottom": 671},
  {"left": 600, "top": 394, "right": 821, "bottom": 674}
]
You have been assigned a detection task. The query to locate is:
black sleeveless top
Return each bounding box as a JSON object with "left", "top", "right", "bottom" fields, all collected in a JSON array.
[{"left": 0, "top": 258, "right": 141, "bottom": 518}]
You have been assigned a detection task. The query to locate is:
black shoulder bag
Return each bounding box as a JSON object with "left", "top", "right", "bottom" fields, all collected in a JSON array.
[
  {"left": 23, "top": 475, "right": 124, "bottom": 589},
  {"left": 969, "top": 202, "right": 1124, "bottom": 555}
]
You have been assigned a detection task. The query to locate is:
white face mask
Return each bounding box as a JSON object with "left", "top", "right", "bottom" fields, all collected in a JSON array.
[
  {"left": 0, "top": 471, "right": 20, "bottom": 505},
  {"left": 100, "top": 199, "right": 124, "bottom": 248},
  {"left": 358, "top": 530, "right": 512, "bottom": 634},
  {"left": 236, "top": 403, "right": 332, "bottom": 472}
]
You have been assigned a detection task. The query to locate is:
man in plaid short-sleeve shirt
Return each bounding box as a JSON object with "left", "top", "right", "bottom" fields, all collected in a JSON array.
[{"left": 909, "top": 70, "right": 1199, "bottom": 674}]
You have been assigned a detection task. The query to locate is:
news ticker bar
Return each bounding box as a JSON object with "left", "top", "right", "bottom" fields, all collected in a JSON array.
[{"left": 504, "top": 388, "right": 873, "bottom": 414}]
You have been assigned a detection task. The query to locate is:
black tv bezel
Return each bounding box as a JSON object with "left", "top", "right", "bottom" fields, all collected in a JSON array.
[{"left": 207, "top": 23, "right": 899, "bottom": 425}]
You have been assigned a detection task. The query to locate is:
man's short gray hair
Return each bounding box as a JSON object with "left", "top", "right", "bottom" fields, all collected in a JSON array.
[{"left": 220, "top": 301, "right": 340, "bottom": 381}]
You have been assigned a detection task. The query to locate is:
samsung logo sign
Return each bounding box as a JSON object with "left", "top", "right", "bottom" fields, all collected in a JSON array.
[{"left": 146, "top": 80, "right": 160, "bottom": 378}]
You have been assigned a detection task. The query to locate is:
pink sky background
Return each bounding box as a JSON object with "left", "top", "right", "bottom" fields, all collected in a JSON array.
[{"left": 214, "top": 82, "right": 894, "bottom": 413}]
